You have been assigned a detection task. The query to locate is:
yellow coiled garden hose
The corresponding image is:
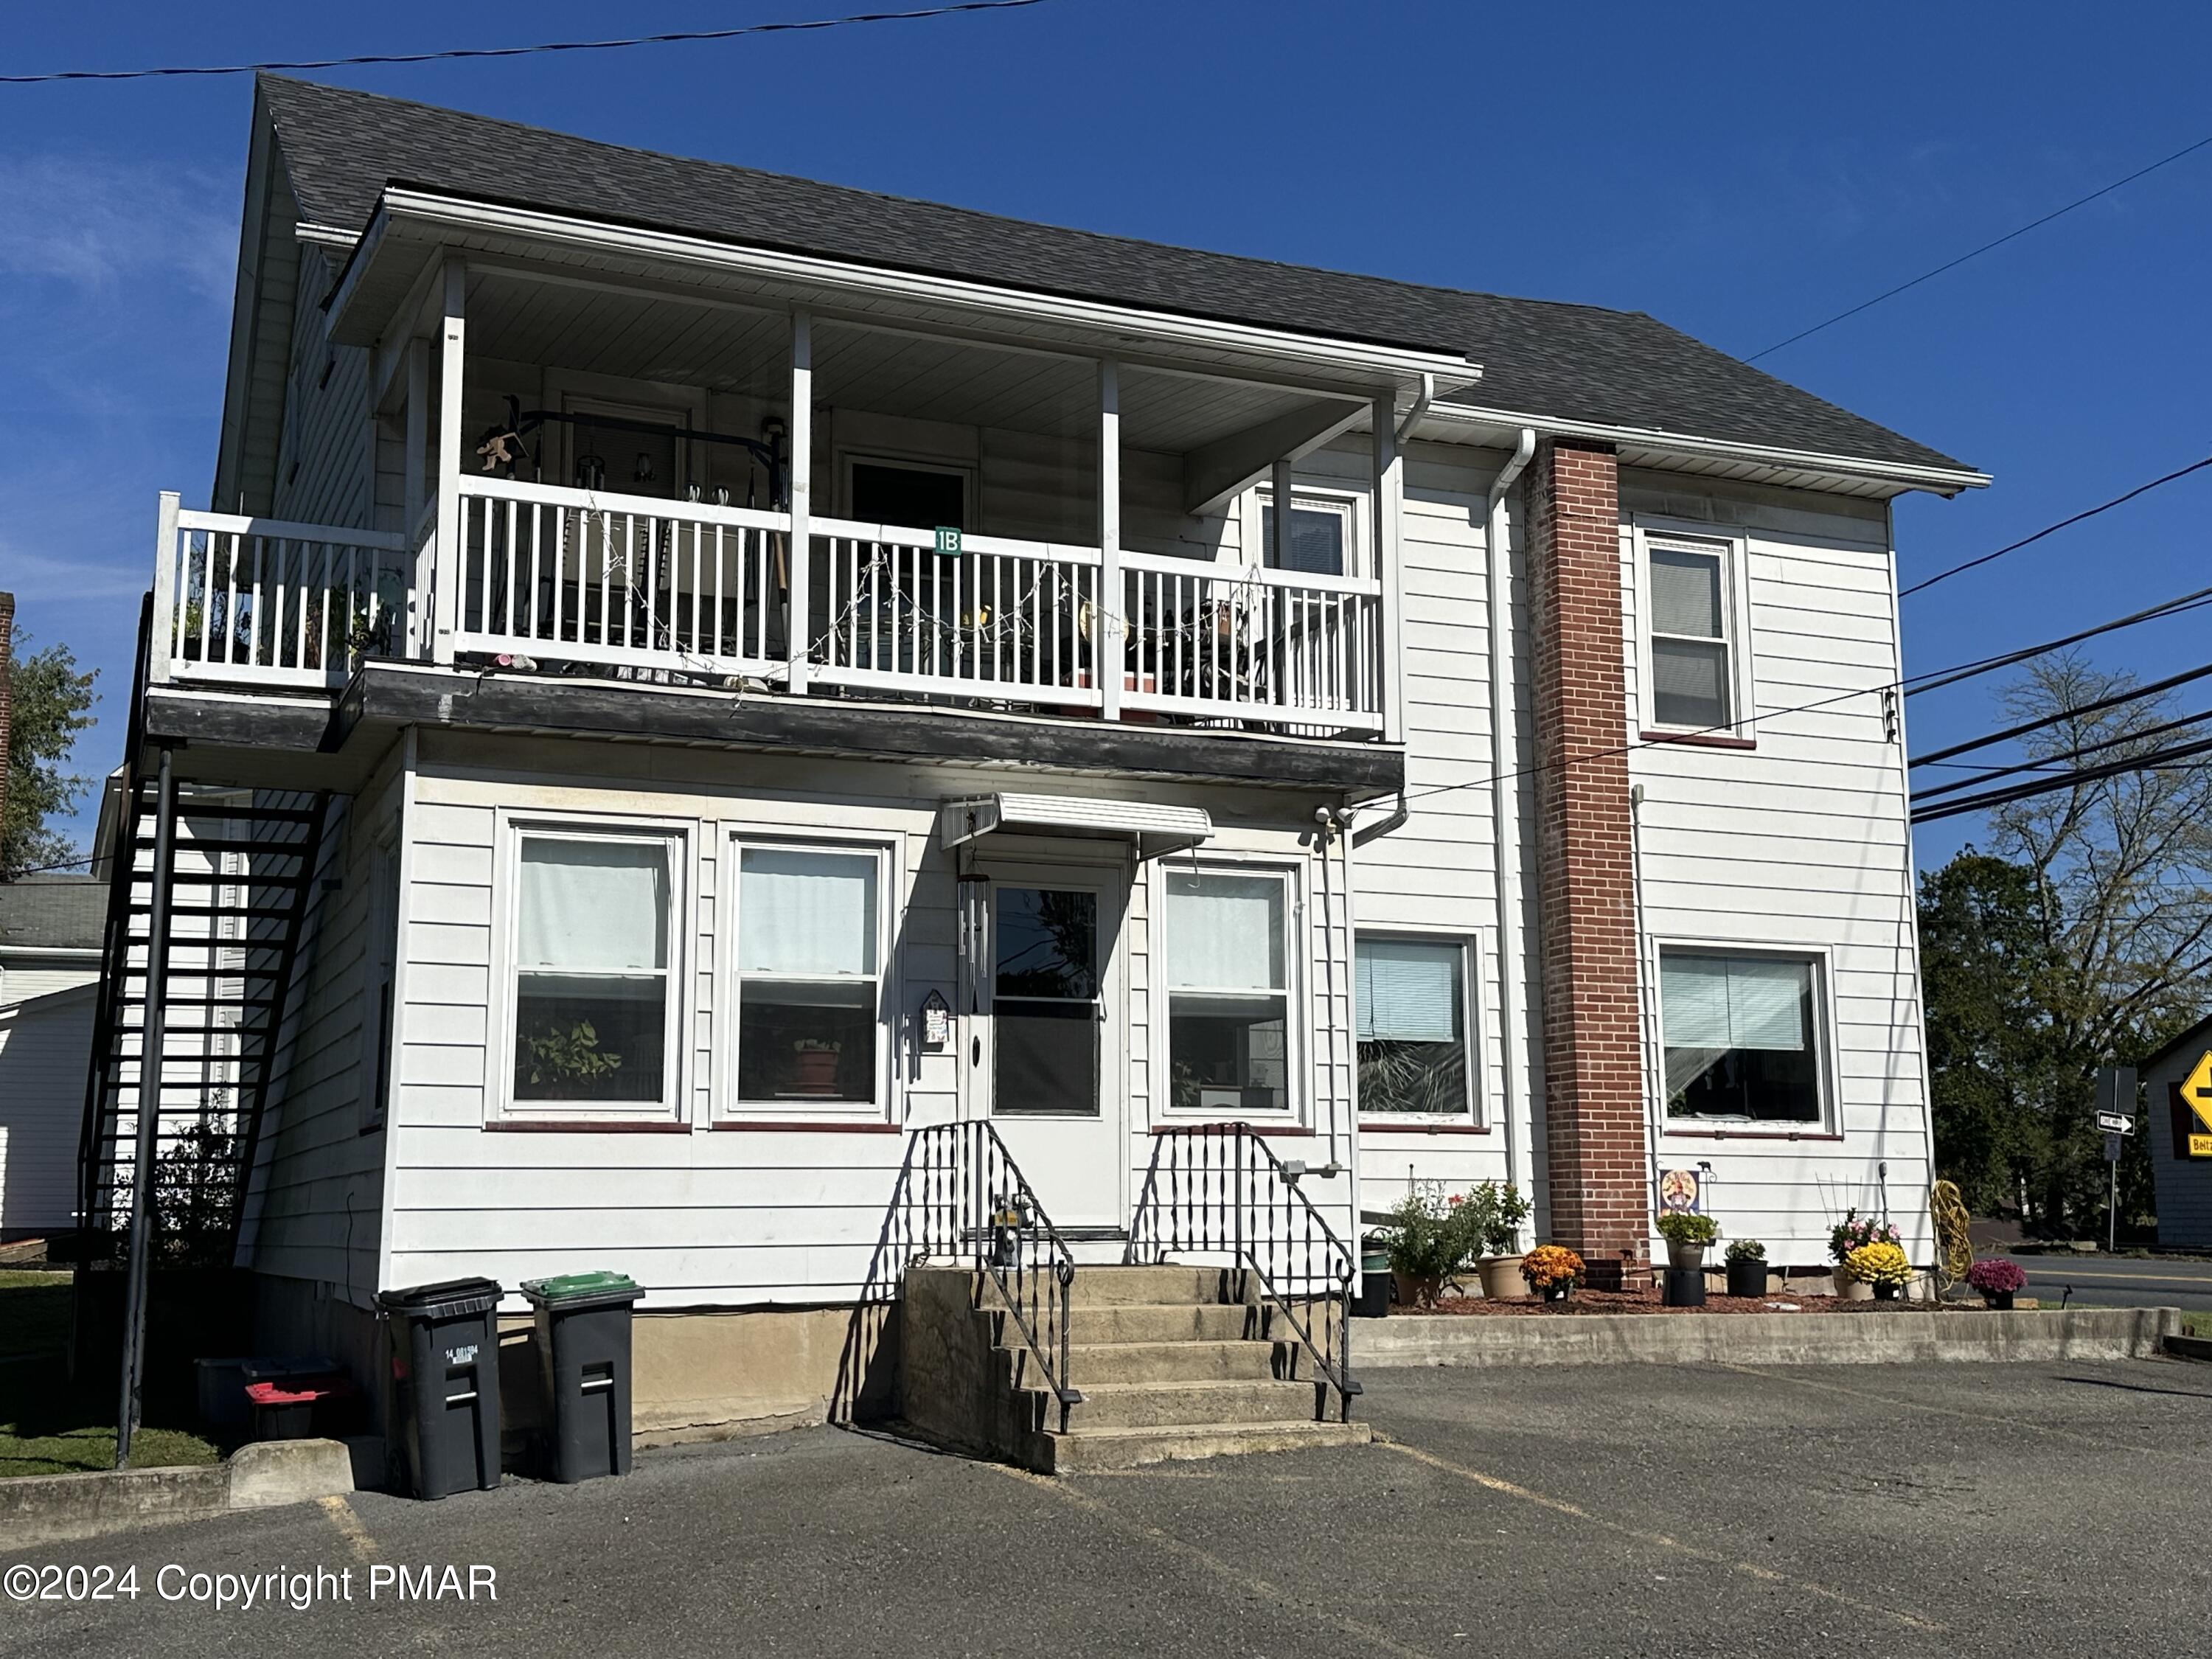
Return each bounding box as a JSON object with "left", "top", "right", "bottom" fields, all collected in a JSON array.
[{"left": 1930, "top": 1179, "right": 1975, "bottom": 1293}]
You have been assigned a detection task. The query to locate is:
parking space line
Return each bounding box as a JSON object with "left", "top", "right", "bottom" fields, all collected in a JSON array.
[
  {"left": 1710, "top": 1362, "right": 2167, "bottom": 1455},
  {"left": 1373, "top": 1439, "right": 1943, "bottom": 1634},
  {"left": 987, "top": 1463, "right": 1439, "bottom": 1659},
  {"left": 316, "top": 1494, "right": 378, "bottom": 1564}
]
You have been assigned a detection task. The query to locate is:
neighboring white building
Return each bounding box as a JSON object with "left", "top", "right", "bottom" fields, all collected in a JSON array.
[
  {"left": 84, "top": 77, "right": 1988, "bottom": 1438},
  {"left": 0, "top": 876, "right": 104, "bottom": 1241}
]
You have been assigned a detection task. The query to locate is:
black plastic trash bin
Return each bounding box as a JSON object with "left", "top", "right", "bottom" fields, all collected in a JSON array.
[
  {"left": 521, "top": 1271, "right": 644, "bottom": 1484},
  {"left": 377, "top": 1277, "right": 503, "bottom": 1499}
]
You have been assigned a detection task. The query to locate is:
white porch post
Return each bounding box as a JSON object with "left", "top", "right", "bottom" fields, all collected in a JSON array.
[
  {"left": 1270, "top": 458, "right": 1295, "bottom": 568},
  {"left": 787, "top": 308, "right": 813, "bottom": 695},
  {"left": 431, "top": 260, "right": 466, "bottom": 667},
  {"left": 147, "top": 491, "right": 180, "bottom": 686},
  {"left": 1371, "top": 393, "right": 1405, "bottom": 744},
  {"left": 1097, "top": 358, "right": 1121, "bottom": 722},
  {"left": 404, "top": 339, "right": 430, "bottom": 658}
]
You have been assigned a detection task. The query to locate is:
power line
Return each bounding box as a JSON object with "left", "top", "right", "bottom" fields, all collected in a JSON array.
[
  {"left": 1899, "top": 454, "right": 2212, "bottom": 599},
  {"left": 1903, "top": 590, "right": 2212, "bottom": 700},
  {"left": 1910, "top": 658, "right": 2212, "bottom": 767},
  {"left": 1746, "top": 132, "right": 2212, "bottom": 362},
  {"left": 1911, "top": 731, "right": 2212, "bottom": 825},
  {"left": 0, "top": 0, "right": 1054, "bottom": 83},
  {"left": 1910, "top": 703, "right": 2212, "bottom": 804}
]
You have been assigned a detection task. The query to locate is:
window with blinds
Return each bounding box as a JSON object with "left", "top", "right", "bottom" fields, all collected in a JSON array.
[
  {"left": 1659, "top": 949, "right": 1823, "bottom": 1124},
  {"left": 1355, "top": 936, "right": 1472, "bottom": 1118},
  {"left": 509, "top": 832, "right": 677, "bottom": 1108},
  {"left": 1647, "top": 539, "right": 1733, "bottom": 730},
  {"left": 734, "top": 844, "right": 883, "bottom": 1108},
  {"left": 1165, "top": 869, "right": 1290, "bottom": 1114}
]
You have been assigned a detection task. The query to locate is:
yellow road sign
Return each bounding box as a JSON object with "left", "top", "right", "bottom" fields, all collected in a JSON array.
[{"left": 2185, "top": 1051, "right": 2212, "bottom": 1136}]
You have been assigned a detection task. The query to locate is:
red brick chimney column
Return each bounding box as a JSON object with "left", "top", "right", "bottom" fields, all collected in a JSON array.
[
  {"left": 0, "top": 591, "right": 15, "bottom": 856},
  {"left": 1527, "top": 442, "right": 1649, "bottom": 1290}
]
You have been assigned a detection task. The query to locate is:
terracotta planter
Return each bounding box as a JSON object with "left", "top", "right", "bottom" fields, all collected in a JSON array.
[
  {"left": 1725, "top": 1258, "right": 1769, "bottom": 1299},
  {"left": 790, "top": 1048, "right": 841, "bottom": 1096},
  {"left": 1478, "top": 1255, "right": 1525, "bottom": 1300},
  {"left": 1392, "top": 1270, "right": 1442, "bottom": 1310},
  {"left": 1666, "top": 1239, "right": 1709, "bottom": 1271}
]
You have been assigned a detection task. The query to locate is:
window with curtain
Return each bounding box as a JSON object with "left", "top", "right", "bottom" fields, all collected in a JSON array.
[
  {"left": 1660, "top": 950, "right": 1822, "bottom": 1124},
  {"left": 1166, "top": 869, "right": 1290, "bottom": 1113},
  {"left": 735, "top": 845, "right": 882, "bottom": 1107},
  {"left": 1260, "top": 496, "right": 1352, "bottom": 577},
  {"left": 1357, "top": 936, "right": 1470, "bottom": 1117},
  {"left": 1648, "top": 539, "right": 1733, "bottom": 729},
  {"left": 511, "top": 834, "right": 674, "bottom": 1106}
]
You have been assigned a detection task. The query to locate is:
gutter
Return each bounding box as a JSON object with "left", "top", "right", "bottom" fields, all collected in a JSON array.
[{"left": 1487, "top": 428, "right": 1537, "bottom": 1209}]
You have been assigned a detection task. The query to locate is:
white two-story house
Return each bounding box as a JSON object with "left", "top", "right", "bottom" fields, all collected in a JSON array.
[{"left": 83, "top": 76, "right": 1986, "bottom": 1459}]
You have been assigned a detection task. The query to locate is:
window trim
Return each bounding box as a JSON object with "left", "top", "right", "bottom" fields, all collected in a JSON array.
[
  {"left": 1652, "top": 938, "right": 1837, "bottom": 1134},
  {"left": 1154, "top": 857, "right": 1306, "bottom": 1122},
  {"left": 1249, "top": 480, "right": 1367, "bottom": 579},
  {"left": 490, "top": 812, "right": 692, "bottom": 1125},
  {"left": 1632, "top": 519, "right": 1755, "bottom": 738},
  {"left": 719, "top": 830, "right": 899, "bottom": 1124},
  {"left": 838, "top": 450, "right": 978, "bottom": 533},
  {"left": 1354, "top": 928, "right": 1485, "bottom": 1128}
]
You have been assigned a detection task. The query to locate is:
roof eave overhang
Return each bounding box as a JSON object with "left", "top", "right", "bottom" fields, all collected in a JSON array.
[
  {"left": 1422, "top": 400, "right": 1990, "bottom": 500},
  {"left": 324, "top": 187, "right": 1481, "bottom": 399}
]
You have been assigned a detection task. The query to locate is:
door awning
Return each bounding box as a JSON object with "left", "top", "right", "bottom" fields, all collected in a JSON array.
[{"left": 939, "top": 793, "right": 1214, "bottom": 860}]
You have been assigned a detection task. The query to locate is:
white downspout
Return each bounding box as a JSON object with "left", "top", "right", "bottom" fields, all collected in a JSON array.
[
  {"left": 1394, "top": 372, "right": 1436, "bottom": 447},
  {"left": 1487, "top": 428, "right": 1537, "bottom": 1213}
]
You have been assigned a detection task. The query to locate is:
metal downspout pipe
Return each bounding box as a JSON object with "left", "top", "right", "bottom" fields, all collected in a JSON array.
[{"left": 1487, "top": 429, "right": 1537, "bottom": 1215}]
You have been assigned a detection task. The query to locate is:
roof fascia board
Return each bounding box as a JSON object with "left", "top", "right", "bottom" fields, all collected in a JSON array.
[
  {"left": 344, "top": 187, "right": 1481, "bottom": 389},
  {"left": 212, "top": 88, "right": 279, "bottom": 516},
  {"left": 1426, "top": 400, "right": 1991, "bottom": 497}
]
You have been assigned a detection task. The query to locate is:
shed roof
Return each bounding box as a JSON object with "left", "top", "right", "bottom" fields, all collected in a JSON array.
[
  {"left": 0, "top": 876, "right": 106, "bottom": 953},
  {"left": 258, "top": 75, "right": 1972, "bottom": 479}
]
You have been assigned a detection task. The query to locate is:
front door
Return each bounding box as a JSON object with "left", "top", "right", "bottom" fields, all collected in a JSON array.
[{"left": 973, "top": 862, "right": 1126, "bottom": 1232}]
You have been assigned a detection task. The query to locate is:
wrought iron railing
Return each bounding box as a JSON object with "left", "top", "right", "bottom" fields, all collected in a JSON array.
[
  {"left": 896, "top": 1121, "right": 1082, "bottom": 1431},
  {"left": 1127, "top": 1123, "right": 1360, "bottom": 1422}
]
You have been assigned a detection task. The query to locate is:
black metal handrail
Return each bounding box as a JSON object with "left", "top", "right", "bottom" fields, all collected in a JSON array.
[
  {"left": 897, "top": 1121, "right": 1082, "bottom": 1430},
  {"left": 1127, "top": 1123, "right": 1360, "bottom": 1422}
]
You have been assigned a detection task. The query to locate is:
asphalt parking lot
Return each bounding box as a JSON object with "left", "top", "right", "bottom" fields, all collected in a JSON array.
[{"left": 6, "top": 1356, "right": 2210, "bottom": 1658}]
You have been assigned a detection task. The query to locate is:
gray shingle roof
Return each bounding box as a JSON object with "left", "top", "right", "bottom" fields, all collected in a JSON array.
[
  {"left": 261, "top": 75, "right": 1971, "bottom": 477},
  {"left": 0, "top": 876, "right": 106, "bottom": 952}
]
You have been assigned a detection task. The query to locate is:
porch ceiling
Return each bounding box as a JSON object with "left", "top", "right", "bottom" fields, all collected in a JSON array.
[{"left": 460, "top": 266, "right": 1354, "bottom": 453}]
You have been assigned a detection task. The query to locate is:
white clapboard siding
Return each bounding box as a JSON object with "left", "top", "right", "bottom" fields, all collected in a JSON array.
[{"left": 268, "top": 247, "right": 372, "bottom": 532}]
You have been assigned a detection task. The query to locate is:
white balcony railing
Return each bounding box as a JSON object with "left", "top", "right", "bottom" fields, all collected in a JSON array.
[{"left": 150, "top": 479, "right": 1389, "bottom": 734}]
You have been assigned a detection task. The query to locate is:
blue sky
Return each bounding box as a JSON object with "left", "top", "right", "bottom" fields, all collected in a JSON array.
[{"left": 3, "top": 1, "right": 2208, "bottom": 867}]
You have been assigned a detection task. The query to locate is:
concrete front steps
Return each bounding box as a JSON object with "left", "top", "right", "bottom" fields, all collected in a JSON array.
[{"left": 901, "top": 1264, "right": 1369, "bottom": 1472}]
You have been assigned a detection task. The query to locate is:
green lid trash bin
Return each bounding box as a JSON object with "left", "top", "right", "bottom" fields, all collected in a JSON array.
[{"left": 521, "top": 1271, "right": 644, "bottom": 1484}]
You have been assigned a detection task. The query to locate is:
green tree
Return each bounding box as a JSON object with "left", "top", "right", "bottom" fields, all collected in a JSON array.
[
  {"left": 1, "top": 630, "right": 99, "bottom": 879},
  {"left": 1919, "top": 653, "right": 2212, "bottom": 1231}
]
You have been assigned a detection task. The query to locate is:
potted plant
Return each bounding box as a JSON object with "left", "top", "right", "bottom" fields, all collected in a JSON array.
[
  {"left": 1656, "top": 1211, "right": 1719, "bottom": 1271},
  {"left": 1829, "top": 1209, "right": 1899, "bottom": 1301},
  {"left": 1521, "top": 1244, "right": 1585, "bottom": 1304},
  {"left": 1966, "top": 1257, "right": 2027, "bottom": 1310},
  {"left": 1378, "top": 1189, "right": 1480, "bottom": 1309},
  {"left": 790, "top": 1037, "right": 844, "bottom": 1096},
  {"left": 1474, "top": 1180, "right": 1533, "bottom": 1298},
  {"left": 1723, "top": 1237, "right": 1768, "bottom": 1299},
  {"left": 1845, "top": 1241, "right": 1913, "bottom": 1301}
]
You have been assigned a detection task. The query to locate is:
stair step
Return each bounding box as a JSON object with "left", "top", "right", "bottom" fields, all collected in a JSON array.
[
  {"left": 1065, "top": 1340, "right": 1278, "bottom": 1385},
  {"left": 1062, "top": 1266, "right": 1231, "bottom": 1308},
  {"left": 1048, "top": 1377, "right": 1320, "bottom": 1430},
  {"left": 1045, "top": 1419, "right": 1371, "bottom": 1473},
  {"left": 1066, "top": 1302, "right": 1257, "bottom": 1344}
]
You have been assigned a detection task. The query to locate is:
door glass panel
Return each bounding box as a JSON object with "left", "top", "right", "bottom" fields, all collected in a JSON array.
[
  {"left": 852, "top": 462, "right": 967, "bottom": 532},
  {"left": 993, "top": 886, "right": 1099, "bottom": 1117}
]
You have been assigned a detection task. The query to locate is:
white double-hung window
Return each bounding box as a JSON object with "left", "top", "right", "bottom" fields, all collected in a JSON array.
[
  {"left": 732, "top": 844, "right": 886, "bottom": 1112},
  {"left": 507, "top": 829, "right": 681, "bottom": 1113},
  {"left": 1164, "top": 869, "right": 1292, "bottom": 1114},
  {"left": 1659, "top": 948, "right": 1827, "bottom": 1127},
  {"left": 1640, "top": 528, "right": 1750, "bottom": 733},
  {"left": 1356, "top": 936, "right": 1474, "bottom": 1119}
]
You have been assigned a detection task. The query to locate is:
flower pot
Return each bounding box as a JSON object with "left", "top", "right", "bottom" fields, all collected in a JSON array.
[
  {"left": 1541, "top": 1284, "right": 1573, "bottom": 1304},
  {"left": 1981, "top": 1290, "right": 2015, "bottom": 1311},
  {"left": 1872, "top": 1281, "right": 1900, "bottom": 1302},
  {"left": 1392, "top": 1270, "right": 1441, "bottom": 1310},
  {"left": 1832, "top": 1267, "right": 1874, "bottom": 1302},
  {"left": 1666, "top": 1239, "right": 1708, "bottom": 1271},
  {"left": 1725, "top": 1259, "right": 1769, "bottom": 1299},
  {"left": 1478, "top": 1255, "right": 1525, "bottom": 1299},
  {"left": 790, "top": 1048, "right": 841, "bottom": 1095}
]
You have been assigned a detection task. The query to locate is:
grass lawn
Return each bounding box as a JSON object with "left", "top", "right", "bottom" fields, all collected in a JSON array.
[
  {"left": 0, "top": 1270, "right": 219, "bottom": 1478},
  {"left": 2185, "top": 1311, "right": 2211, "bottom": 1339}
]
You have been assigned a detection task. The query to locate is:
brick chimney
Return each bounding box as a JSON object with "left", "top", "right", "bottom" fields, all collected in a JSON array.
[
  {"left": 1526, "top": 441, "right": 1649, "bottom": 1290},
  {"left": 0, "top": 591, "right": 14, "bottom": 858}
]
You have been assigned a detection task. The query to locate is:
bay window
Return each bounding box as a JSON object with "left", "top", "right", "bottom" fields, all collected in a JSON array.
[
  {"left": 1660, "top": 948, "right": 1825, "bottom": 1125},
  {"left": 1165, "top": 869, "right": 1290, "bottom": 1113},
  {"left": 509, "top": 831, "right": 678, "bottom": 1110},
  {"left": 1357, "top": 936, "right": 1472, "bottom": 1118},
  {"left": 734, "top": 844, "right": 883, "bottom": 1108}
]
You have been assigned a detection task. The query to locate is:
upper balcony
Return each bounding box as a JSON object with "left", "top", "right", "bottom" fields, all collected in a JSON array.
[{"left": 151, "top": 240, "right": 1456, "bottom": 789}]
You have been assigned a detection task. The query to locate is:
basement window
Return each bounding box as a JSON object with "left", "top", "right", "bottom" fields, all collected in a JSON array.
[{"left": 1659, "top": 948, "right": 1826, "bottom": 1127}]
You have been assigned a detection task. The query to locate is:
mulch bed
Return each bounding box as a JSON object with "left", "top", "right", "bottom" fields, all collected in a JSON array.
[{"left": 1395, "top": 1286, "right": 2003, "bottom": 1317}]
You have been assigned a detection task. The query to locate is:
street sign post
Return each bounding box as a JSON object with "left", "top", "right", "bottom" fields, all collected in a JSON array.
[{"left": 2095, "top": 1064, "right": 2138, "bottom": 1255}]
